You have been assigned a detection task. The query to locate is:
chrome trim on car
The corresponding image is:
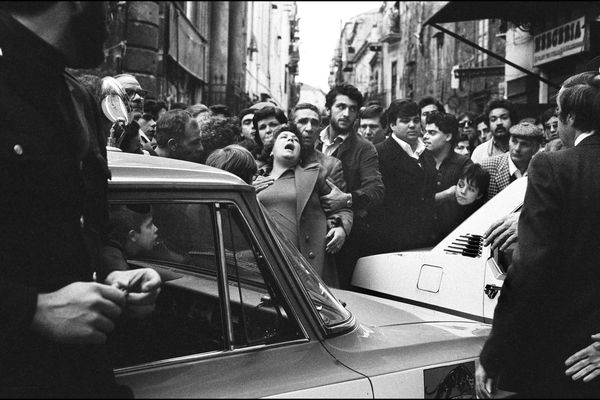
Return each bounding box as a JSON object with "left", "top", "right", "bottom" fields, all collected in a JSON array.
[
  {"left": 215, "top": 203, "right": 235, "bottom": 349},
  {"left": 114, "top": 338, "right": 311, "bottom": 375}
]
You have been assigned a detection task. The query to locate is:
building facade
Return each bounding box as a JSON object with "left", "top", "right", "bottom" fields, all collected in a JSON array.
[
  {"left": 331, "top": 1, "right": 600, "bottom": 119},
  {"left": 74, "top": 1, "right": 299, "bottom": 115}
]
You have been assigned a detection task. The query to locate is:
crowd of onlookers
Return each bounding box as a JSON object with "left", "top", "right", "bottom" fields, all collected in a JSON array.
[{"left": 83, "top": 73, "right": 562, "bottom": 290}]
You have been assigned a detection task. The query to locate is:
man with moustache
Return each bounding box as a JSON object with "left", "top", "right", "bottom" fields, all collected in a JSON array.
[
  {"left": 480, "top": 121, "right": 544, "bottom": 201},
  {"left": 0, "top": 2, "right": 161, "bottom": 397},
  {"left": 371, "top": 99, "right": 437, "bottom": 253},
  {"left": 471, "top": 99, "right": 519, "bottom": 164},
  {"left": 476, "top": 71, "right": 600, "bottom": 398},
  {"left": 316, "top": 83, "right": 384, "bottom": 289}
]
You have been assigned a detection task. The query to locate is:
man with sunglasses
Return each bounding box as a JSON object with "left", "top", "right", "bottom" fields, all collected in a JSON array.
[{"left": 370, "top": 99, "right": 437, "bottom": 253}]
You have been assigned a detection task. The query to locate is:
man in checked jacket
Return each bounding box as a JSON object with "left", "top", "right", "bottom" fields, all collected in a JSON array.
[{"left": 479, "top": 121, "right": 544, "bottom": 201}]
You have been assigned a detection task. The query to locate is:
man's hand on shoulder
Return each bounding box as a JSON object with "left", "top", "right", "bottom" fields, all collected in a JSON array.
[{"left": 321, "top": 179, "right": 351, "bottom": 212}]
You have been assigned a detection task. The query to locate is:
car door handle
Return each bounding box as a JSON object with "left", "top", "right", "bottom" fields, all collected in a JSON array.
[{"left": 484, "top": 284, "right": 501, "bottom": 299}]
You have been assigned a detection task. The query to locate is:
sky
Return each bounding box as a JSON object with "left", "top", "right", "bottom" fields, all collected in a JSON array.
[{"left": 296, "top": 1, "right": 381, "bottom": 93}]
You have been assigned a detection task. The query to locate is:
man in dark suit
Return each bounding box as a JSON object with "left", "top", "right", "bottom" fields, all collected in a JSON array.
[
  {"left": 0, "top": 2, "right": 160, "bottom": 397},
  {"left": 476, "top": 71, "right": 600, "bottom": 398},
  {"left": 371, "top": 99, "right": 437, "bottom": 253},
  {"left": 315, "top": 83, "right": 384, "bottom": 289}
]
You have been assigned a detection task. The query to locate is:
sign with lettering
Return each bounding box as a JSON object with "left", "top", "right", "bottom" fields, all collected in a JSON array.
[{"left": 533, "top": 17, "right": 586, "bottom": 67}]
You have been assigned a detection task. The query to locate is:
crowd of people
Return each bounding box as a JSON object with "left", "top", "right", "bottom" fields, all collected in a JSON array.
[
  {"left": 4, "top": 2, "right": 600, "bottom": 398},
  {"left": 97, "top": 71, "right": 565, "bottom": 291}
]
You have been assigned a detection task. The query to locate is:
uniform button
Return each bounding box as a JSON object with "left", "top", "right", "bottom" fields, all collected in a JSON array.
[
  {"left": 305, "top": 235, "right": 310, "bottom": 242},
  {"left": 308, "top": 251, "right": 315, "bottom": 259},
  {"left": 13, "top": 144, "right": 23, "bottom": 155}
]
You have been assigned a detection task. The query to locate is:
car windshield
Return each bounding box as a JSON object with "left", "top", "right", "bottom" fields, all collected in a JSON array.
[{"left": 261, "top": 206, "right": 352, "bottom": 329}]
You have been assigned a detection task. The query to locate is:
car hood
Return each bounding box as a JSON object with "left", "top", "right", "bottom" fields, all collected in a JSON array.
[
  {"left": 326, "top": 289, "right": 490, "bottom": 376},
  {"left": 331, "top": 288, "right": 476, "bottom": 327}
]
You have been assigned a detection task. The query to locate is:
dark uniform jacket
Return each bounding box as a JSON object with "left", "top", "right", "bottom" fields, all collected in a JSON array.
[
  {"left": 0, "top": 12, "right": 124, "bottom": 398},
  {"left": 480, "top": 134, "right": 600, "bottom": 397},
  {"left": 371, "top": 137, "right": 437, "bottom": 253}
]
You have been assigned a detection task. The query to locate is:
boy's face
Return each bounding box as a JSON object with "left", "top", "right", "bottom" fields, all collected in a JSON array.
[
  {"left": 132, "top": 216, "right": 158, "bottom": 251},
  {"left": 455, "top": 178, "right": 483, "bottom": 206}
]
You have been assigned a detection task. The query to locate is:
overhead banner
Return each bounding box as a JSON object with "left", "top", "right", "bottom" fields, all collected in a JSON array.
[{"left": 533, "top": 17, "right": 586, "bottom": 67}]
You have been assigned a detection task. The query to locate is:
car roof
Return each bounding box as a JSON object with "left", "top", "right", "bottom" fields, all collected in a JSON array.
[{"left": 107, "top": 151, "right": 251, "bottom": 190}]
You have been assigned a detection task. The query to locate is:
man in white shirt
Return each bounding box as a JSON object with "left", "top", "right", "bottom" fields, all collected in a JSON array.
[
  {"left": 370, "top": 99, "right": 438, "bottom": 253},
  {"left": 471, "top": 99, "right": 519, "bottom": 164}
]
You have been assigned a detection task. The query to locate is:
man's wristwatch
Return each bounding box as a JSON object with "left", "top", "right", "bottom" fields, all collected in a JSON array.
[{"left": 346, "top": 194, "right": 353, "bottom": 208}]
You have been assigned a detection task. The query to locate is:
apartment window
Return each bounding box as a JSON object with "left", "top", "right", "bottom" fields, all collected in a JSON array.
[{"left": 476, "top": 20, "right": 489, "bottom": 66}]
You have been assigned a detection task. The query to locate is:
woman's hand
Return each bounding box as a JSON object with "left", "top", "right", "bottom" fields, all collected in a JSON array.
[
  {"left": 253, "top": 175, "right": 274, "bottom": 193},
  {"left": 325, "top": 226, "right": 346, "bottom": 254}
]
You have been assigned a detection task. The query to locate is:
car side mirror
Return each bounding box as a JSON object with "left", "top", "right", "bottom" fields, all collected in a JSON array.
[{"left": 100, "top": 76, "right": 129, "bottom": 148}]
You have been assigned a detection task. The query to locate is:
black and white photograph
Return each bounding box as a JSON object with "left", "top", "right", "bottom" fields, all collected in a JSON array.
[{"left": 2, "top": 1, "right": 600, "bottom": 398}]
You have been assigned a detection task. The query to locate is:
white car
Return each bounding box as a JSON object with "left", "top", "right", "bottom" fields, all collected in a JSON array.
[{"left": 352, "top": 177, "right": 528, "bottom": 324}]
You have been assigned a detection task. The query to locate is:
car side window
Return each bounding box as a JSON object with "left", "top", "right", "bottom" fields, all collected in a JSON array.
[
  {"left": 106, "top": 201, "right": 303, "bottom": 370},
  {"left": 219, "top": 204, "right": 304, "bottom": 347}
]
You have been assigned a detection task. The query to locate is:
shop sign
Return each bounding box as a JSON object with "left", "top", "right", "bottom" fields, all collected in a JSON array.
[{"left": 533, "top": 17, "right": 586, "bottom": 67}]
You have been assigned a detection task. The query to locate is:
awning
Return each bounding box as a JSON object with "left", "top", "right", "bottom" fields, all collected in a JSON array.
[
  {"left": 423, "top": 1, "right": 588, "bottom": 89},
  {"left": 425, "top": 1, "right": 594, "bottom": 25}
]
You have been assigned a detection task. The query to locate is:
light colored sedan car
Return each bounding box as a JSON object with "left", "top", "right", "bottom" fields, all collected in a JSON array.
[
  {"left": 107, "top": 152, "right": 489, "bottom": 398},
  {"left": 352, "top": 177, "right": 528, "bottom": 324}
]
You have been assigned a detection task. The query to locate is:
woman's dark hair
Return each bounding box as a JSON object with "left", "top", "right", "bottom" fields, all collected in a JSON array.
[
  {"left": 460, "top": 163, "right": 490, "bottom": 200},
  {"left": 205, "top": 145, "right": 257, "bottom": 184},
  {"left": 198, "top": 115, "right": 242, "bottom": 158},
  {"left": 251, "top": 106, "right": 288, "bottom": 160}
]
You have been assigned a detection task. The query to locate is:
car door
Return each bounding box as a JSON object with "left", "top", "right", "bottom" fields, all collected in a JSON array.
[{"left": 107, "top": 198, "right": 368, "bottom": 397}]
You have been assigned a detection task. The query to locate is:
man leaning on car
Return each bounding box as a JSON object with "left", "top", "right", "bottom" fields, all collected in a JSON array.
[{"left": 0, "top": 2, "right": 160, "bottom": 397}]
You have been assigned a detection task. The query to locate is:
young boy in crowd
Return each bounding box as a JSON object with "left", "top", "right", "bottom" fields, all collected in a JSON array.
[
  {"left": 100, "top": 204, "right": 158, "bottom": 274},
  {"left": 437, "top": 163, "right": 490, "bottom": 239}
]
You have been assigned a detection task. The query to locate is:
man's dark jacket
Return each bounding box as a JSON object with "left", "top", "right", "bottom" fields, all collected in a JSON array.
[
  {"left": 371, "top": 137, "right": 437, "bottom": 253},
  {"left": 480, "top": 134, "right": 600, "bottom": 397},
  {"left": 0, "top": 12, "right": 123, "bottom": 398}
]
